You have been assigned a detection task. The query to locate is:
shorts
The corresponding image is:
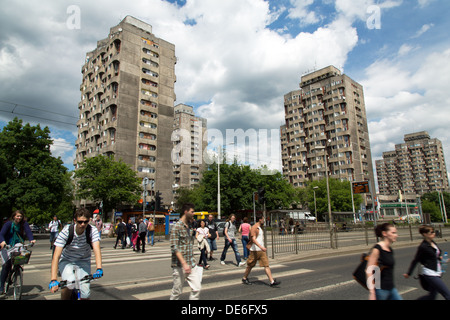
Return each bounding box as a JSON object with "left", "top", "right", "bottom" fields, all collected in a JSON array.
[
  {"left": 59, "top": 259, "right": 91, "bottom": 299},
  {"left": 246, "top": 251, "right": 269, "bottom": 268}
]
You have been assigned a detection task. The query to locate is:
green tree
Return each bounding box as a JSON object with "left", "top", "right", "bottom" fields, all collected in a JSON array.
[
  {"left": 421, "top": 199, "right": 442, "bottom": 222},
  {"left": 421, "top": 191, "right": 449, "bottom": 222},
  {"left": 0, "top": 118, "right": 70, "bottom": 224},
  {"left": 73, "top": 155, "right": 142, "bottom": 221},
  {"left": 305, "top": 179, "right": 363, "bottom": 221},
  {"left": 175, "top": 161, "right": 299, "bottom": 215}
]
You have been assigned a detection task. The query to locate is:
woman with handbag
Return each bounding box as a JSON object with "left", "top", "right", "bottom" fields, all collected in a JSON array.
[
  {"left": 366, "top": 223, "right": 402, "bottom": 300},
  {"left": 403, "top": 225, "right": 450, "bottom": 300}
]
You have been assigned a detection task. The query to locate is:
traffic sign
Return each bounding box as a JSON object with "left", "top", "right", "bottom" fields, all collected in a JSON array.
[{"left": 352, "top": 181, "right": 370, "bottom": 194}]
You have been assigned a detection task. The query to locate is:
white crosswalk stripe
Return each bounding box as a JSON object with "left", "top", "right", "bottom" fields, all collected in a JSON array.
[{"left": 131, "top": 267, "right": 313, "bottom": 300}]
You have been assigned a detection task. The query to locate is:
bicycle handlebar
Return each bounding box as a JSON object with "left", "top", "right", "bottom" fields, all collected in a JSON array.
[
  {"left": 5, "top": 243, "right": 34, "bottom": 250},
  {"left": 58, "top": 275, "right": 95, "bottom": 288}
]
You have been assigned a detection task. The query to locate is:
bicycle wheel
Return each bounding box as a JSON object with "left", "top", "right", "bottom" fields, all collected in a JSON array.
[{"left": 12, "top": 267, "right": 23, "bottom": 300}]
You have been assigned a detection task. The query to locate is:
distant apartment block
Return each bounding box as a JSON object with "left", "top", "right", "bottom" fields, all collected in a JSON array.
[
  {"left": 280, "top": 66, "right": 375, "bottom": 205},
  {"left": 376, "top": 131, "right": 449, "bottom": 196},
  {"left": 172, "top": 103, "right": 207, "bottom": 193},
  {"left": 74, "top": 16, "right": 177, "bottom": 206}
]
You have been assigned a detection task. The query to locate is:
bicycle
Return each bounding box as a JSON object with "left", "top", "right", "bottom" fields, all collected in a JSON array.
[
  {"left": 3, "top": 243, "right": 33, "bottom": 300},
  {"left": 57, "top": 266, "right": 96, "bottom": 300}
]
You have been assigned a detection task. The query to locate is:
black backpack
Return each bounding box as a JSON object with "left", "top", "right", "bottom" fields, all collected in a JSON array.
[{"left": 64, "top": 224, "right": 93, "bottom": 249}]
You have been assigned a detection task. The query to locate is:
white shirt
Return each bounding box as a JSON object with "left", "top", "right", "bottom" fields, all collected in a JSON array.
[
  {"left": 54, "top": 225, "right": 100, "bottom": 262},
  {"left": 250, "top": 227, "right": 264, "bottom": 251},
  {"left": 49, "top": 220, "right": 61, "bottom": 233}
]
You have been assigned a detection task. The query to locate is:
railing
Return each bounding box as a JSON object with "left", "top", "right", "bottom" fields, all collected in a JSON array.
[{"left": 268, "top": 223, "right": 449, "bottom": 259}]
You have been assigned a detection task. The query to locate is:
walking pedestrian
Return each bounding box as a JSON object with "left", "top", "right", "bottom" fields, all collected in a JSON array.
[
  {"left": 220, "top": 214, "right": 246, "bottom": 267},
  {"left": 366, "top": 223, "right": 402, "bottom": 300},
  {"left": 239, "top": 217, "right": 251, "bottom": 260},
  {"left": 126, "top": 218, "right": 133, "bottom": 248},
  {"left": 94, "top": 214, "right": 103, "bottom": 239},
  {"left": 242, "top": 214, "right": 280, "bottom": 287},
  {"left": 196, "top": 220, "right": 210, "bottom": 269},
  {"left": 136, "top": 218, "right": 147, "bottom": 253},
  {"left": 113, "top": 218, "right": 126, "bottom": 249},
  {"left": 170, "top": 203, "right": 203, "bottom": 300},
  {"left": 403, "top": 225, "right": 450, "bottom": 300},
  {"left": 147, "top": 218, "right": 155, "bottom": 246},
  {"left": 48, "top": 215, "right": 61, "bottom": 250},
  {"left": 205, "top": 215, "right": 219, "bottom": 261}
]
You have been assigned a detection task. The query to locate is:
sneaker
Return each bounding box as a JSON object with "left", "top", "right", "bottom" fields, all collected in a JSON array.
[
  {"left": 220, "top": 260, "right": 225, "bottom": 265},
  {"left": 238, "top": 261, "right": 246, "bottom": 267},
  {"left": 242, "top": 278, "right": 252, "bottom": 285},
  {"left": 269, "top": 279, "right": 281, "bottom": 287}
]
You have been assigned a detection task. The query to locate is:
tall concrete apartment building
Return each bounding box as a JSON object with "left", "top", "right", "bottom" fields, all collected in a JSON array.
[
  {"left": 376, "top": 131, "right": 449, "bottom": 196},
  {"left": 172, "top": 104, "right": 207, "bottom": 193},
  {"left": 74, "top": 16, "right": 177, "bottom": 206},
  {"left": 280, "top": 66, "right": 375, "bottom": 206}
]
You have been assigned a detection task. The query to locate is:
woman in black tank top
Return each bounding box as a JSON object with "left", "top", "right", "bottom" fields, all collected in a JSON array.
[{"left": 366, "top": 223, "right": 402, "bottom": 300}]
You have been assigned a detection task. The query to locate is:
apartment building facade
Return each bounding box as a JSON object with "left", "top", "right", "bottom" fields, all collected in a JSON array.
[
  {"left": 376, "top": 131, "right": 449, "bottom": 196},
  {"left": 74, "top": 16, "right": 177, "bottom": 206},
  {"left": 172, "top": 103, "right": 207, "bottom": 193},
  {"left": 281, "top": 66, "right": 375, "bottom": 206}
]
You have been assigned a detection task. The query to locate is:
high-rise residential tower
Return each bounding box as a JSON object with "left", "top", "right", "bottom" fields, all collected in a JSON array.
[
  {"left": 172, "top": 103, "right": 207, "bottom": 193},
  {"left": 376, "top": 131, "right": 449, "bottom": 196},
  {"left": 281, "top": 66, "right": 376, "bottom": 206},
  {"left": 74, "top": 16, "right": 177, "bottom": 206}
]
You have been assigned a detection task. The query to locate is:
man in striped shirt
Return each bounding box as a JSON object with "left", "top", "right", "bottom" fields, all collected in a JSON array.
[
  {"left": 170, "top": 203, "right": 203, "bottom": 300},
  {"left": 49, "top": 208, "right": 103, "bottom": 300}
]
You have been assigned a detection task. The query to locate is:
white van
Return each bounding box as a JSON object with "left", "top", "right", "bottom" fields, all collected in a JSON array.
[{"left": 289, "top": 211, "right": 316, "bottom": 222}]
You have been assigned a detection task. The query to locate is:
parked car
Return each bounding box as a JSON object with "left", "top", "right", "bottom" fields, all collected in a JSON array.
[{"left": 29, "top": 224, "right": 44, "bottom": 234}]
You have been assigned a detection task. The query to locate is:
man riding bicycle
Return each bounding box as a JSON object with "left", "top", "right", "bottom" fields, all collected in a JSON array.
[
  {"left": 49, "top": 208, "right": 103, "bottom": 300},
  {"left": 0, "top": 210, "right": 36, "bottom": 295}
]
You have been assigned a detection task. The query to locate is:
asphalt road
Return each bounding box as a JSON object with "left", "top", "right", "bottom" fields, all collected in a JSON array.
[{"left": 6, "top": 234, "right": 449, "bottom": 303}]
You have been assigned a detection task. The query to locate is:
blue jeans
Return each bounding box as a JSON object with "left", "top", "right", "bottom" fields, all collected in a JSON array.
[
  {"left": 418, "top": 275, "right": 450, "bottom": 300},
  {"left": 375, "top": 288, "right": 403, "bottom": 300},
  {"left": 147, "top": 231, "right": 154, "bottom": 245},
  {"left": 241, "top": 236, "right": 249, "bottom": 259},
  {"left": 220, "top": 238, "right": 241, "bottom": 264}
]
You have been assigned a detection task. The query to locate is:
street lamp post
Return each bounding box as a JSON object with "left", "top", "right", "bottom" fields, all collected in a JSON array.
[
  {"left": 217, "top": 143, "right": 234, "bottom": 220},
  {"left": 313, "top": 186, "right": 318, "bottom": 223},
  {"left": 316, "top": 144, "right": 335, "bottom": 249}
]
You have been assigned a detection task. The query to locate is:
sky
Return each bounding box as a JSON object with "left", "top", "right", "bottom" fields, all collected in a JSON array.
[{"left": 0, "top": 0, "right": 449, "bottom": 189}]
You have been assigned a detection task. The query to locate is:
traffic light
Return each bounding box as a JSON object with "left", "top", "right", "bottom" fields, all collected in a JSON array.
[
  {"left": 149, "top": 200, "right": 155, "bottom": 210},
  {"left": 258, "top": 187, "right": 265, "bottom": 204},
  {"left": 155, "top": 191, "right": 163, "bottom": 210}
]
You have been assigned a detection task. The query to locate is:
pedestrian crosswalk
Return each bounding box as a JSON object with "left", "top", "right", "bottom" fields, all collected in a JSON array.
[
  {"left": 25, "top": 238, "right": 431, "bottom": 301},
  {"left": 34, "top": 238, "right": 317, "bottom": 300}
]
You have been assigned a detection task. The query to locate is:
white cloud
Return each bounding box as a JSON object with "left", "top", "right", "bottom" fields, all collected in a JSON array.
[
  {"left": 334, "top": 0, "right": 402, "bottom": 23},
  {"left": 363, "top": 47, "right": 450, "bottom": 181},
  {"left": 412, "top": 23, "right": 434, "bottom": 38},
  {"left": 287, "top": 0, "right": 322, "bottom": 25},
  {"left": 1, "top": 0, "right": 448, "bottom": 179}
]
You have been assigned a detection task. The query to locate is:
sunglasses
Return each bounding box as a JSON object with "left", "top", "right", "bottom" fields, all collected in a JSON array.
[{"left": 76, "top": 220, "right": 90, "bottom": 225}]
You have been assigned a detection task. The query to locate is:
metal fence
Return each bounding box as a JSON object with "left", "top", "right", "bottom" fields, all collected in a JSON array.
[{"left": 267, "top": 223, "right": 450, "bottom": 259}]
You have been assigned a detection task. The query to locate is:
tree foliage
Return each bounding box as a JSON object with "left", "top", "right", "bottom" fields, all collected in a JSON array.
[
  {"left": 421, "top": 191, "right": 449, "bottom": 222},
  {"left": 0, "top": 118, "right": 72, "bottom": 224},
  {"left": 73, "top": 155, "right": 142, "bottom": 220},
  {"left": 174, "top": 160, "right": 300, "bottom": 215},
  {"left": 305, "top": 178, "right": 363, "bottom": 221}
]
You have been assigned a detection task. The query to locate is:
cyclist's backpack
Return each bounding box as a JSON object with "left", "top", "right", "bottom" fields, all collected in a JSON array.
[{"left": 64, "top": 224, "right": 93, "bottom": 249}]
